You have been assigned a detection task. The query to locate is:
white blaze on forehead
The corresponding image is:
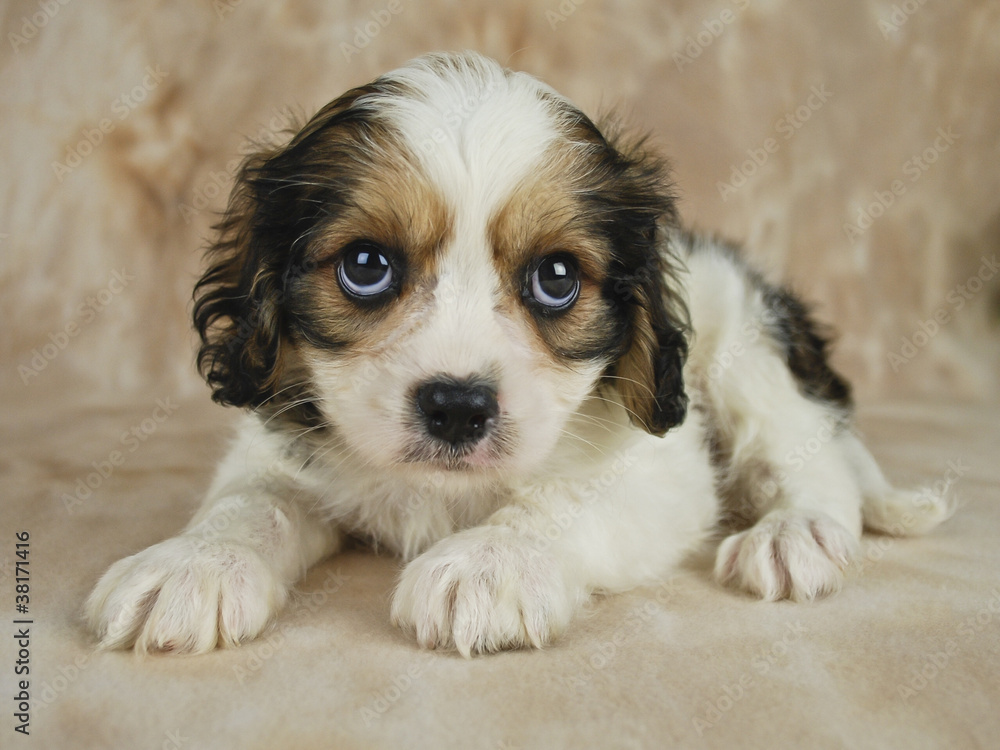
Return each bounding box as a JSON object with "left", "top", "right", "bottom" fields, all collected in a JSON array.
[
  {"left": 349, "top": 54, "right": 573, "bottom": 380},
  {"left": 357, "top": 53, "right": 566, "bottom": 218}
]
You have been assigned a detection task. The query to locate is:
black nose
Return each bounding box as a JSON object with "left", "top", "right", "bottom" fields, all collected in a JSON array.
[{"left": 415, "top": 380, "right": 499, "bottom": 446}]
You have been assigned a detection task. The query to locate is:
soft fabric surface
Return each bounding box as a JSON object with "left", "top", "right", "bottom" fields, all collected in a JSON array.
[
  {"left": 2, "top": 375, "right": 999, "bottom": 749},
  {"left": 2, "top": 1, "right": 999, "bottom": 748}
]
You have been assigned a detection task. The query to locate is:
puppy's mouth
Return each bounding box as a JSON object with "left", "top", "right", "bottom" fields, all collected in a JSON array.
[{"left": 401, "top": 428, "right": 515, "bottom": 472}]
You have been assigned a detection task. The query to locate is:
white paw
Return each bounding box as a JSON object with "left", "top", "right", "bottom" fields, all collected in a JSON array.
[
  {"left": 85, "top": 536, "right": 287, "bottom": 654},
  {"left": 390, "top": 527, "right": 575, "bottom": 656},
  {"left": 714, "top": 510, "right": 858, "bottom": 601}
]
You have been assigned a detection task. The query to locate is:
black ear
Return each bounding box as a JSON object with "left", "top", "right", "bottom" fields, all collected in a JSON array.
[
  {"left": 192, "top": 147, "right": 289, "bottom": 409},
  {"left": 193, "top": 84, "right": 385, "bottom": 408},
  {"left": 611, "top": 257, "right": 689, "bottom": 436},
  {"left": 594, "top": 127, "right": 689, "bottom": 436}
]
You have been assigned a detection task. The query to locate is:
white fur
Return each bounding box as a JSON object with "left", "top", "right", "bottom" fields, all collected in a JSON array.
[{"left": 86, "top": 53, "right": 949, "bottom": 656}]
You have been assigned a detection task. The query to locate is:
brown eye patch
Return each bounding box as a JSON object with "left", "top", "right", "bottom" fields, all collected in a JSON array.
[
  {"left": 286, "top": 142, "right": 453, "bottom": 353},
  {"left": 488, "top": 144, "right": 624, "bottom": 363}
]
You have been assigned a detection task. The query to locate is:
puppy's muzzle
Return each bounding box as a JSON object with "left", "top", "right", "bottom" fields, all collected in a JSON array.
[{"left": 415, "top": 379, "right": 499, "bottom": 447}]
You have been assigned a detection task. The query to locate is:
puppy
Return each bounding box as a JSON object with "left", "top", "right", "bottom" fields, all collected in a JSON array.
[{"left": 86, "top": 51, "right": 950, "bottom": 656}]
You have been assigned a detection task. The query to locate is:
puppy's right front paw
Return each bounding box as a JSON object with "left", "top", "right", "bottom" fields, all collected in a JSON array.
[{"left": 85, "top": 536, "right": 287, "bottom": 654}]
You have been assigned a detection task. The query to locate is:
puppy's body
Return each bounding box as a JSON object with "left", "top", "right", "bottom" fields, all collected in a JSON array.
[{"left": 87, "top": 53, "right": 949, "bottom": 656}]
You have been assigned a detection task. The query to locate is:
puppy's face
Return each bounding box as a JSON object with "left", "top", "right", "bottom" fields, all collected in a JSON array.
[{"left": 194, "top": 53, "right": 688, "bottom": 481}]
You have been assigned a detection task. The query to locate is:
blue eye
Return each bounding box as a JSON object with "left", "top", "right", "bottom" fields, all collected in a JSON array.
[
  {"left": 529, "top": 254, "right": 580, "bottom": 309},
  {"left": 338, "top": 243, "right": 394, "bottom": 297}
]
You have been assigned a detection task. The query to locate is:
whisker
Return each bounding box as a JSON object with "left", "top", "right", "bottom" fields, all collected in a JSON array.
[
  {"left": 260, "top": 396, "right": 321, "bottom": 429},
  {"left": 600, "top": 373, "right": 656, "bottom": 400},
  {"left": 586, "top": 393, "right": 645, "bottom": 426},
  {"left": 554, "top": 427, "right": 605, "bottom": 457}
]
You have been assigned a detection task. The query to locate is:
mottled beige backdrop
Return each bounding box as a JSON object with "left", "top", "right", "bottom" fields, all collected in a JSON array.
[
  {"left": 2, "top": 0, "right": 998, "bottom": 402},
  {"left": 3, "top": 5, "right": 1000, "bottom": 749}
]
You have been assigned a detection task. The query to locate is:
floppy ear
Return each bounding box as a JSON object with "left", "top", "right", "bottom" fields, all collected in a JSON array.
[
  {"left": 595, "top": 129, "right": 689, "bottom": 436},
  {"left": 192, "top": 146, "right": 290, "bottom": 409},
  {"left": 611, "top": 249, "right": 689, "bottom": 436},
  {"left": 193, "top": 84, "right": 383, "bottom": 408}
]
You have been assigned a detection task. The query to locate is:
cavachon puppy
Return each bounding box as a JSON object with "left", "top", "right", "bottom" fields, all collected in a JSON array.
[{"left": 86, "top": 52, "right": 950, "bottom": 656}]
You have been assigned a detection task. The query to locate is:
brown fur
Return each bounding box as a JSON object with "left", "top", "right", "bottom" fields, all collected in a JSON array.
[
  {"left": 192, "top": 78, "right": 452, "bottom": 410},
  {"left": 488, "top": 143, "right": 619, "bottom": 363}
]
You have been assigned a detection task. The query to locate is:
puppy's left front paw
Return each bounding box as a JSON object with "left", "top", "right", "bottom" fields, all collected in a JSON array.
[
  {"left": 391, "top": 527, "right": 574, "bottom": 656},
  {"left": 714, "top": 510, "right": 858, "bottom": 601}
]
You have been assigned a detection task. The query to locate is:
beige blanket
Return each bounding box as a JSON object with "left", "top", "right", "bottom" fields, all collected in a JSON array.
[
  {"left": 2, "top": 1, "right": 999, "bottom": 747},
  {"left": 3, "top": 376, "right": 999, "bottom": 748}
]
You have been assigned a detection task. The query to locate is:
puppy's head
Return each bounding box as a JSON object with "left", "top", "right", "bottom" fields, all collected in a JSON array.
[{"left": 194, "top": 52, "right": 688, "bottom": 479}]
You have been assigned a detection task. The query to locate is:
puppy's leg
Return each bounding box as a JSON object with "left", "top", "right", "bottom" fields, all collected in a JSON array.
[
  {"left": 709, "top": 322, "right": 956, "bottom": 602},
  {"left": 713, "top": 424, "right": 861, "bottom": 601},
  {"left": 708, "top": 333, "right": 869, "bottom": 601},
  {"left": 392, "top": 419, "right": 718, "bottom": 656},
  {"left": 391, "top": 520, "right": 580, "bottom": 657},
  {"left": 86, "top": 436, "right": 339, "bottom": 654}
]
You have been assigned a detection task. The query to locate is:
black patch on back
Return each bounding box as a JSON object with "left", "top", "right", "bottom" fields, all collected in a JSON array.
[
  {"left": 761, "top": 285, "right": 853, "bottom": 411},
  {"left": 683, "top": 231, "right": 853, "bottom": 413}
]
